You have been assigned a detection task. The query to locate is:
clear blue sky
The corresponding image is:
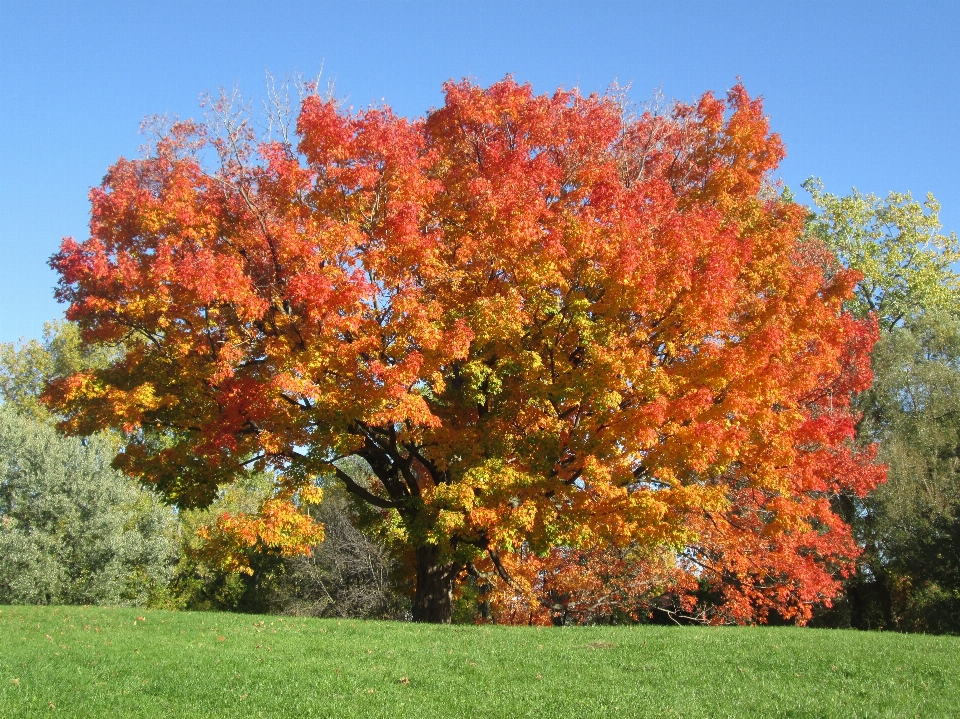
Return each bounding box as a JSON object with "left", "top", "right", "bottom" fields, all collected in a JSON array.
[{"left": 2, "top": 0, "right": 958, "bottom": 344}]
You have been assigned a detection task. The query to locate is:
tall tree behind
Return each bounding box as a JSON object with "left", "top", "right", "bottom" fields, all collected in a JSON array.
[
  {"left": 805, "top": 179, "right": 960, "bottom": 632},
  {"left": 803, "top": 179, "right": 960, "bottom": 330},
  {"left": 1, "top": 322, "right": 181, "bottom": 606}
]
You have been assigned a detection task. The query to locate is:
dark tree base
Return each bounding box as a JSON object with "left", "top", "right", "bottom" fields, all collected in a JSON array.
[{"left": 411, "top": 545, "right": 460, "bottom": 623}]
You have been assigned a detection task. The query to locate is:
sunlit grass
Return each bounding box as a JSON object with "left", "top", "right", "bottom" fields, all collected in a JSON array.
[{"left": 1, "top": 605, "right": 957, "bottom": 718}]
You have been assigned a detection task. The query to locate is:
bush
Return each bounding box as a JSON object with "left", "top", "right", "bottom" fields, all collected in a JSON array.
[
  {"left": 275, "top": 485, "right": 409, "bottom": 620},
  {"left": 0, "top": 405, "right": 176, "bottom": 606}
]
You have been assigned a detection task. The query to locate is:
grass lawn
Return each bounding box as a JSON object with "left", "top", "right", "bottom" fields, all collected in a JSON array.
[{"left": 0, "top": 605, "right": 957, "bottom": 718}]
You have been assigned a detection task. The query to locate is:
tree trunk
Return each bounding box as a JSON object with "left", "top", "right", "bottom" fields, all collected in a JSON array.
[{"left": 411, "top": 545, "right": 459, "bottom": 623}]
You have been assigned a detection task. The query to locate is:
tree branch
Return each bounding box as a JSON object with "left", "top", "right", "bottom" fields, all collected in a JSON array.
[{"left": 329, "top": 463, "right": 403, "bottom": 510}]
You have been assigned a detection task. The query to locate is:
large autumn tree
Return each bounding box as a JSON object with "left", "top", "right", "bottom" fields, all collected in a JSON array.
[{"left": 47, "top": 78, "right": 882, "bottom": 623}]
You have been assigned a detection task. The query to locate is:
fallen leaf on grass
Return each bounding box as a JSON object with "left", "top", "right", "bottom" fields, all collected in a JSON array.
[
  {"left": 399, "top": 677, "right": 410, "bottom": 685},
  {"left": 11, "top": 678, "right": 19, "bottom": 685}
]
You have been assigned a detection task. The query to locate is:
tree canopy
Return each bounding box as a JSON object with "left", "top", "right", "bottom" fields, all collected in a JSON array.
[
  {"left": 47, "top": 78, "right": 882, "bottom": 622},
  {"left": 803, "top": 179, "right": 960, "bottom": 330}
]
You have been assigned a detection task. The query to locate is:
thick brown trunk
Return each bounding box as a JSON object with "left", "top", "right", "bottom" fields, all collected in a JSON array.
[{"left": 411, "top": 545, "right": 459, "bottom": 623}]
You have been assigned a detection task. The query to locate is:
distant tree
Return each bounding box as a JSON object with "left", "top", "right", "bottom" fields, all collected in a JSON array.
[
  {"left": 0, "top": 320, "right": 325, "bottom": 611},
  {"left": 0, "top": 405, "right": 176, "bottom": 606},
  {"left": 0, "top": 320, "right": 118, "bottom": 423},
  {"left": 805, "top": 180, "right": 960, "bottom": 632},
  {"left": 803, "top": 179, "right": 960, "bottom": 329},
  {"left": 861, "top": 313, "right": 960, "bottom": 631},
  {"left": 47, "top": 78, "right": 880, "bottom": 623}
]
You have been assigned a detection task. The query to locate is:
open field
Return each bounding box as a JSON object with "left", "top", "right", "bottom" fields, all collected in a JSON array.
[{"left": 0, "top": 605, "right": 957, "bottom": 718}]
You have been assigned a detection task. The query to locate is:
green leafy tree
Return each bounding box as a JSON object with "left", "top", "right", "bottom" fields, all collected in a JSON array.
[
  {"left": 0, "top": 320, "right": 119, "bottom": 423},
  {"left": 806, "top": 179, "right": 960, "bottom": 632},
  {"left": 0, "top": 404, "right": 177, "bottom": 606},
  {"left": 803, "top": 178, "right": 960, "bottom": 329},
  {"left": 853, "top": 313, "right": 960, "bottom": 631},
  {"left": 1, "top": 321, "right": 345, "bottom": 615}
]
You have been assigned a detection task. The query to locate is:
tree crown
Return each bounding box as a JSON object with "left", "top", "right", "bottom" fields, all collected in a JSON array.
[{"left": 47, "top": 78, "right": 882, "bottom": 623}]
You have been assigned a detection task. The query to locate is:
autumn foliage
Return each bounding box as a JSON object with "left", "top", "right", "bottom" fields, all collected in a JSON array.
[
  {"left": 47, "top": 78, "right": 883, "bottom": 623},
  {"left": 194, "top": 483, "right": 324, "bottom": 576}
]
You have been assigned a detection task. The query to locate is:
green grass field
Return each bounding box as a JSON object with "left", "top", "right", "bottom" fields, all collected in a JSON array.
[{"left": 0, "top": 605, "right": 957, "bottom": 718}]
